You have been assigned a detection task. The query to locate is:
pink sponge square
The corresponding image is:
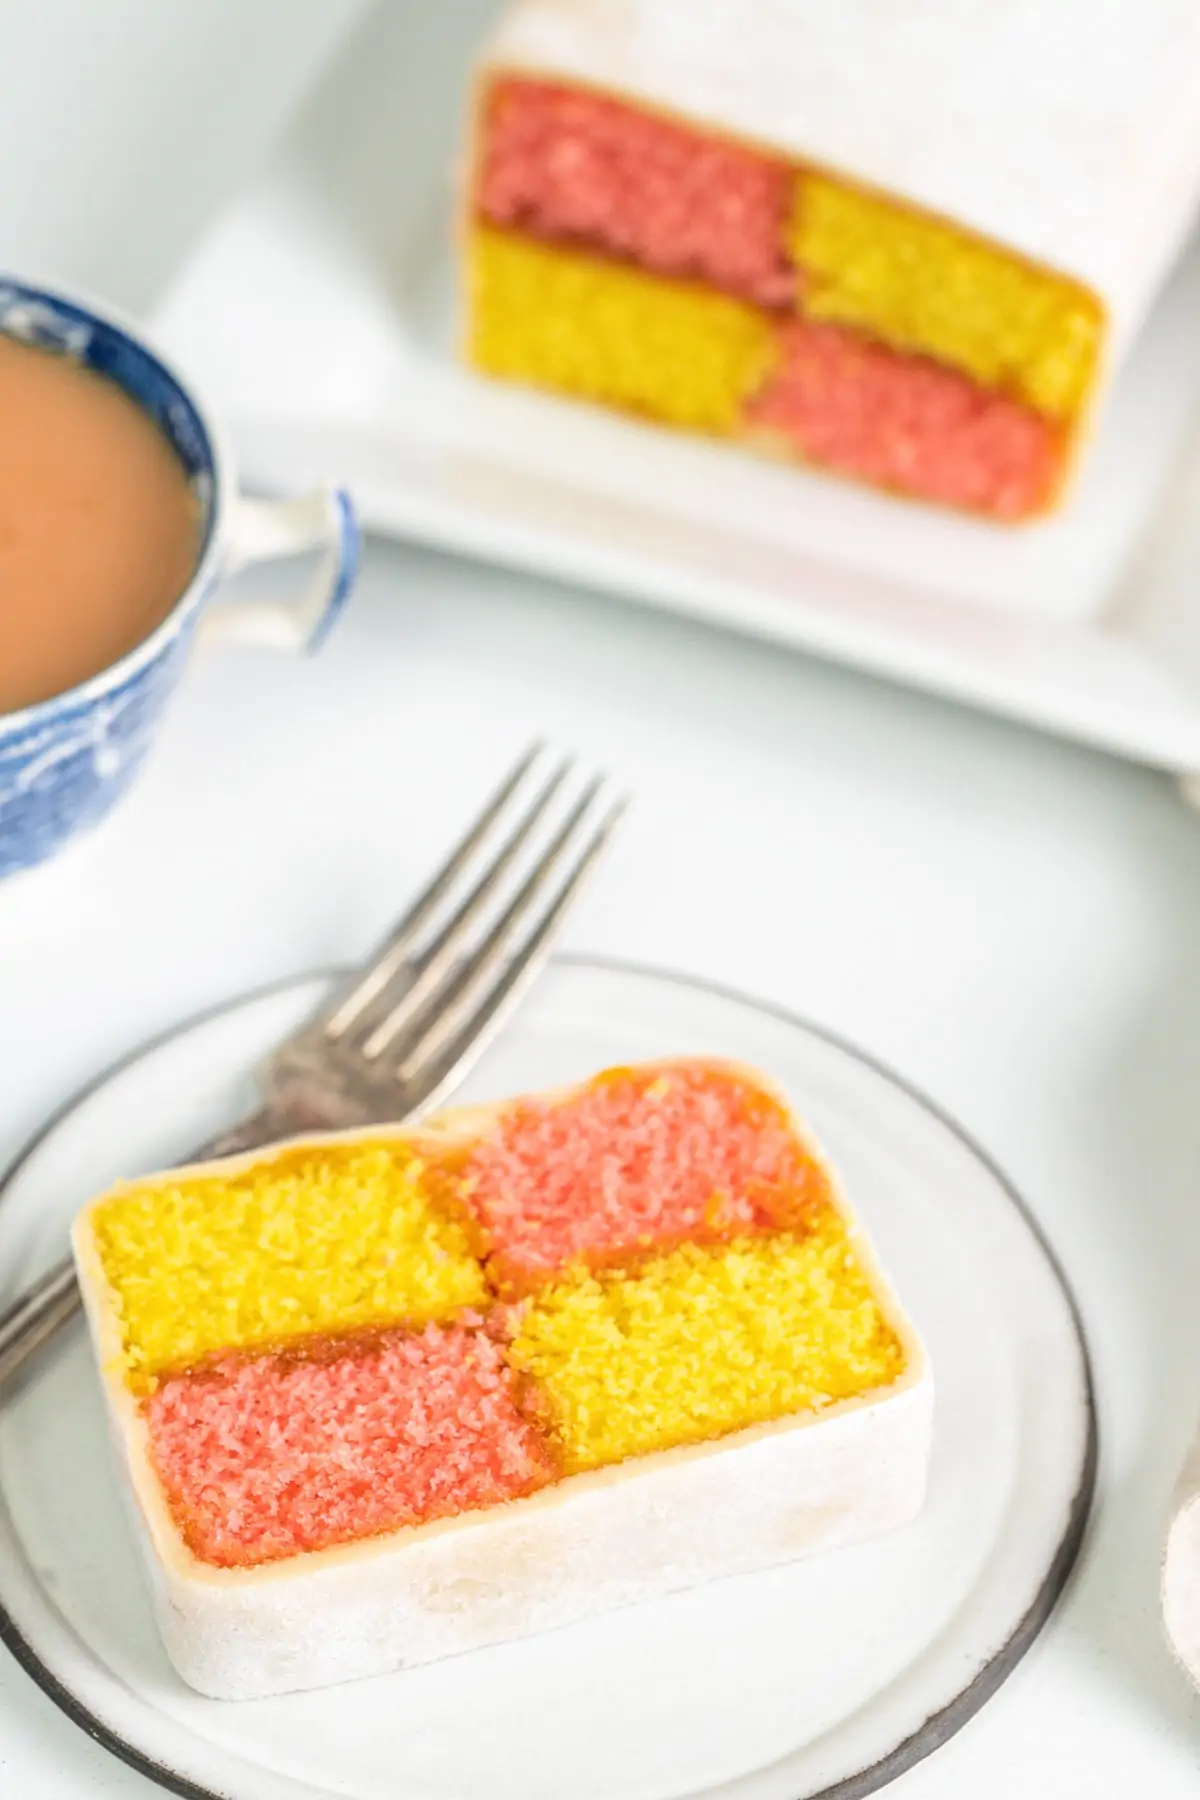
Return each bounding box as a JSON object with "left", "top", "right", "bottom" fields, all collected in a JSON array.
[
  {"left": 748, "top": 319, "right": 1061, "bottom": 519},
  {"left": 456, "top": 1062, "right": 832, "bottom": 1290},
  {"left": 145, "top": 1322, "right": 555, "bottom": 1568},
  {"left": 478, "top": 78, "right": 794, "bottom": 307}
]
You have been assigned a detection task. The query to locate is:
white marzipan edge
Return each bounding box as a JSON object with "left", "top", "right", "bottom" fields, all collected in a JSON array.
[
  {"left": 71, "top": 1067, "right": 933, "bottom": 1702},
  {"left": 482, "top": 0, "right": 1200, "bottom": 355}
]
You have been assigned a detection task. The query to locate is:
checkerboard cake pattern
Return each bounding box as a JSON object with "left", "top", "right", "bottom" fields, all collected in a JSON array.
[
  {"left": 83, "top": 1061, "right": 909, "bottom": 1572},
  {"left": 466, "top": 71, "right": 1100, "bottom": 520}
]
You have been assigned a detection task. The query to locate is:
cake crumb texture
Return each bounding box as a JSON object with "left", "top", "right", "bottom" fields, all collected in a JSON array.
[
  {"left": 749, "top": 319, "right": 1062, "bottom": 519},
  {"left": 458, "top": 1060, "right": 833, "bottom": 1287},
  {"left": 792, "top": 175, "right": 1101, "bottom": 421},
  {"left": 85, "top": 1059, "right": 914, "bottom": 1567},
  {"left": 507, "top": 1218, "right": 905, "bottom": 1473},
  {"left": 480, "top": 77, "right": 795, "bottom": 306},
  {"left": 92, "top": 1145, "right": 489, "bottom": 1385},
  {"left": 469, "top": 227, "right": 779, "bottom": 434},
  {"left": 145, "top": 1322, "right": 556, "bottom": 1567}
]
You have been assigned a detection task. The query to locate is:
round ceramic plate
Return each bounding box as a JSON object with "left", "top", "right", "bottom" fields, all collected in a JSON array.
[{"left": 0, "top": 957, "right": 1094, "bottom": 1800}]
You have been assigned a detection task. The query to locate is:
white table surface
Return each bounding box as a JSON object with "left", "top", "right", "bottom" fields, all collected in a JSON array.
[{"left": 3, "top": 535, "right": 1200, "bottom": 1796}]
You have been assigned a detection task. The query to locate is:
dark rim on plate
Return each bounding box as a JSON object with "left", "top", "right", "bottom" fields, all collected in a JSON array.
[{"left": 0, "top": 953, "right": 1098, "bottom": 1800}]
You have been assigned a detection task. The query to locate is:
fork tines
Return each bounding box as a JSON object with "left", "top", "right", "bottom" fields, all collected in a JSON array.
[
  {"left": 0, "top": 746, "right": 627, "bottom": 1397},
  {"left": 324, "top": 742, "right": 626, "bottom": 1101}
]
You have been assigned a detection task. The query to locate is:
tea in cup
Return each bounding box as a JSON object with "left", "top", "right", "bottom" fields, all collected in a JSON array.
[{"left": 0, "top": 280, "right": 358, "bottom": 878}]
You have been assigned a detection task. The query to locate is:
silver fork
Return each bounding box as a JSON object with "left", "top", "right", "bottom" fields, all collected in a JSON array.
[{"left": 0, "top": 742, "right": 626, "bottom": 1389}]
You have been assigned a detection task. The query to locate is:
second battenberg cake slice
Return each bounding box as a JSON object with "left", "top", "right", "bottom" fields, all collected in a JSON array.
[
  {"left": 464, "top": 0, "right": 1200, "bottom": 520},
  {"left": 74, "top": 1058, "right": 931, "bottom": 1699}
]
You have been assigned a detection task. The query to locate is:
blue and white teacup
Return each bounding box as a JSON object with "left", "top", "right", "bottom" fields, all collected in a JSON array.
[{"left": 0, "top": 279, "right": 360, "bottom": 880}]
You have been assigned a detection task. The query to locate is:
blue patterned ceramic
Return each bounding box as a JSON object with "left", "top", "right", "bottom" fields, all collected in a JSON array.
[{"left": 0, "top": 280, "right": 359, "bottom": 880}]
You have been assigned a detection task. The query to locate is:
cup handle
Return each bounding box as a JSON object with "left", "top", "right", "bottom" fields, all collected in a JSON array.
[{"left": 196, "top": 487, "right": 360, "bottom": 654}]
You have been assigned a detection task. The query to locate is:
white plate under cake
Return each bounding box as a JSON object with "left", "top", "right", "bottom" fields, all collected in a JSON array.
[{"left": 0, "top": 961, "right": 1093, "bottom": 1800}]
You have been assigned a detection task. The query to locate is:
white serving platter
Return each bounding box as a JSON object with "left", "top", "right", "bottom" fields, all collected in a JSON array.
[{"left": 153, "top": 0, "right": 1200, "bottom": 785}]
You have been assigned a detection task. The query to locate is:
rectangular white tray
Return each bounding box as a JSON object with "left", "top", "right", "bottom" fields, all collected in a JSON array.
[{"left": 153, "top": 0, "right": 1200, "bottom": 786}]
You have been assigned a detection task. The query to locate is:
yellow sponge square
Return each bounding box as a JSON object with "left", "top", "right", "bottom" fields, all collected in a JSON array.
[
  {"left": 92, "top": 1145, "right": 490, "bottom": 1386},
  {"left": 506, "top": 1216, "right": 905, "bottom": 1474},
  {"left": 468, "top": 226, "right": 779, "bottom": 435}
]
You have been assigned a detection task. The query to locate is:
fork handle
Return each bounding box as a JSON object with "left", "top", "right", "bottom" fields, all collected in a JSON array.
[{"left": 0, "top": 1105, "right": 288, "bottom": 1391}]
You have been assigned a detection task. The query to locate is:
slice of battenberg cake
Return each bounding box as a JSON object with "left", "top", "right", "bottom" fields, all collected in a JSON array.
[
  {"left": 464, "top": 0, "right": 1200, "bottom": 521},
  {"left": 73, "top": 1058, "right": 930, "bottom": 1699}
]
